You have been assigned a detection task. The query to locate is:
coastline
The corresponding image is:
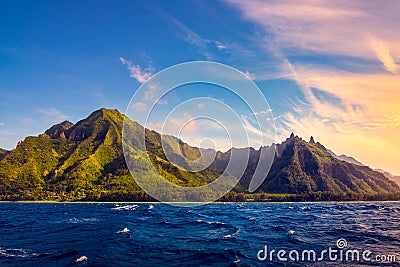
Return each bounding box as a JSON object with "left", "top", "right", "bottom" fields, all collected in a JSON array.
[{"left": 1, "top": 200, "right": 399, "bottom": 204}]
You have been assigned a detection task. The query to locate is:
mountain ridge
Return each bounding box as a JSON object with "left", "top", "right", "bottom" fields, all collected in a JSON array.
[
  {"left": 0, "top": 108, "right": 398, "bottom": 201},
  {"left": 374, "top": 169, "right": 400, "bottom": 186},
  {"left": 327, "top": 149, "right": 364, "bottom": 166},
  {"left": 326, "top": 148, "right": 400, "bottom": 186}
]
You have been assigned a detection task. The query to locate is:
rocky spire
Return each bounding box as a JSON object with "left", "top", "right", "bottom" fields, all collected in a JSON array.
[
  {"left": 309, "top": 136, "right": 315, "bottom": 143},
  {"left": 290, "top": 132, "right": 295, "bottom": 139}
]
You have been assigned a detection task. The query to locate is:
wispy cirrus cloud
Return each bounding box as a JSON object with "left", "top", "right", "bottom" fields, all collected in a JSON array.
[
  {"left": 227, "top": 0, "right": 400, "bottom": 72},
  {"left": 275, "top": 61, "right": 400, "bottom": 174},
  {"left": 150, "top": 3, "right": 227, "bottom": 60},
  {"left": 130, "top": 82, "right": 168, "bottom": 112},
  {"left": 143, "top": 83, "right": 161, "bottom": 102},
  {"left": 119, "top": 57, "right": 154, "bottom": 83},
  {"left": 131, "top": 102, "right": 147, "bottom": 112},
  {"left": 227, "top": 0, "right": 400, "bottom": 174},
  {"left": 38, "top": 108, "right": 68, "bottom": 123},
  {"left": 369, "top": 37, "right": 399, "bottom": 74},
  {"left": 243, "top": 70, "right": 255, "bottom": 80},
  {"left": 214, "top": 41, "right": 227, "bottom": 51}
]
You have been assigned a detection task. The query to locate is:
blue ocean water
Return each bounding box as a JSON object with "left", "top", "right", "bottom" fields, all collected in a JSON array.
[{"left": 0, "top": 202, "right": 399, "bottom": 266}]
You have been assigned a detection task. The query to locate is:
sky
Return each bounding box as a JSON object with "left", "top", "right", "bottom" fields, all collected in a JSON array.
[{"left": 0, "top": 0, "right": 399, "bottom": 174}]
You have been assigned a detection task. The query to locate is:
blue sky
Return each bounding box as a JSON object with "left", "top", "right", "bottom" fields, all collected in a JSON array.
[{"left": 0, "top": 0, "right": 399, "bottom": 174}]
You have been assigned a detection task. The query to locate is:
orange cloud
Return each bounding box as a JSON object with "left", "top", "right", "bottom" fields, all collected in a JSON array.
[
  {"left": 131, "top": 102, "right": 147, "bottom": 112},
  {"left": 369, "top": 37, "right": 399, "bottom": 73},
  {"left": 278, "top": 64, "right": 400, "bottom": 174},
  {"left": 228, "top": 0, "right": 400, "bottom": 71}
]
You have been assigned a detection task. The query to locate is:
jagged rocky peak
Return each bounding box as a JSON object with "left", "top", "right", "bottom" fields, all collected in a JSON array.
[
  {"left": 45, "top": 120, "right": 74, "bottom": 139},
  {"left": 276, "top": 133, "right": 296, "bottom": 157},
  {"left": 309, "top": 136, "right": 315, "bottom": 143},
  {"left": 285, "top": 132, "right": 297, "bottom": 143}
]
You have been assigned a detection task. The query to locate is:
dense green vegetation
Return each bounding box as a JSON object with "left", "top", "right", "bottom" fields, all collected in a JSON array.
[
  {"left": 219, "top": 191, "right": 400, "bottom": 202},
  {"left": 0, "top": 109, "right": 226, "bottom": 201},
  {"left": 258, "top": 136, "right": 398, "bottom": 195},
  {"left": 211, "top": 135, "right": 399, "bottom": 199},
  {"left": 0, "top": 108, "right": 399, "bottom": 202}
]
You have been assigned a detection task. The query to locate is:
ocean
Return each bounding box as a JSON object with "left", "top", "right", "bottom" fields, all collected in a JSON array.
[{"left": 0, "top": 202, "right": 399, "bottom": 266}]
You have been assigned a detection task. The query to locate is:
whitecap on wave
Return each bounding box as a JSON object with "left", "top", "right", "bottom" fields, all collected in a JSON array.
[
  {"left": 75, "top": 255, "right": 88, "bottom": 263},
  {"left": 117, "top": 227, "right": 130, "bottom": 233},
  {"left": 0, "top": 247, "right": 35, "bottom": 258},
  {"left": 68, "top": 217, "right": 98, "bottom": 223},
  {"left": 223, "top": 228, "right": 241, "bottom": 239},
  {"left": 111, "top": 205, "right": 138, "bottom": 211},
  {"left": 287, "top": 230, "right": 295, "bottom": 235},
  {"left": 196, "top": 219, "right": 225, "bottom": 225}
]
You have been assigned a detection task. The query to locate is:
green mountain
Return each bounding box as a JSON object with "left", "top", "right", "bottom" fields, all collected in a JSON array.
[
  {"left": 259, "top": 135, "right": 398, "bottom": 196},
  {"left": 0, "top": 108, "right": 226, "bottom": 201},
  {"left": 0, "top": 108, "right": 398, "bottom": 201},
  {"left": 211, "top": 134, "right": 399, "bottom": 200}
]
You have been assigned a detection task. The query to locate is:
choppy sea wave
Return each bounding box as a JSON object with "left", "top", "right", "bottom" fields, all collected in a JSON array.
[{"left": 0, "top": 202, "right": 399, "bottom": 266}]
